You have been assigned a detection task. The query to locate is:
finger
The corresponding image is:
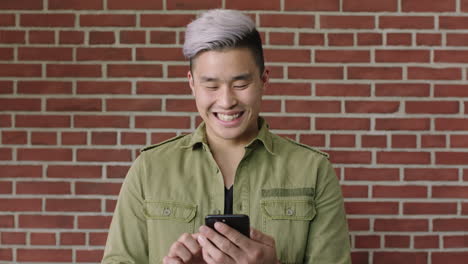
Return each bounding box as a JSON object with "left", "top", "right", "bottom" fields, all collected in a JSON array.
[
  {"left": 201, "top": 247, "right": 216, "bottom": 264},
  {"left": 178, "top": 232, "right": 202, "bottom": 255},
  {"left": 163, "top": 256, "right": 183, "bottom": 264},
  {"left": 198, "top": 234, "right": 234, "bottom": 264},
  {"left": 250, "top": 227, "right": 276, "bottom": 248},
  {"left": 167, "top": 241, "right": 192, "bottom": 263},
  {"left": 213, "top": 222, "right": 250, "bottom": 250},
  {"left": 200, "top": 225, "right": 242, "bottom": 257}
]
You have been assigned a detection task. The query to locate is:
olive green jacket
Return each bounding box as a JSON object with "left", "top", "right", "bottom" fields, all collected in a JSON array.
[{"left": 102, "top": 118, "right": 351, "bottom": 264}]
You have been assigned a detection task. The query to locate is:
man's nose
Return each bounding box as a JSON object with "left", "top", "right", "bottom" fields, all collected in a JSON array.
[{"left": 218, "top": 86, "right": 237, "bottom": 108}]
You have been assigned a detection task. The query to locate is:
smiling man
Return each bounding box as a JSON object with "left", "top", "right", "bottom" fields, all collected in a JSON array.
[{"left": 102, "top": 9, "right": 351, "bottom": 264}]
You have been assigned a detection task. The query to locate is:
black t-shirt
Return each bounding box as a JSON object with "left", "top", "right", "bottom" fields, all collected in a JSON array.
[{"left": 224, "top": 186, "right": 233, "bottom": 214}]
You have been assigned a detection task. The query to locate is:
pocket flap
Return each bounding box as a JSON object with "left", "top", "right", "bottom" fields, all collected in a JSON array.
[
  {"left": 261, "top": 199, "right": 315, "bottom": 221},
  {"left": 144, "top": 201, "right": 197, "bottom": 222}
]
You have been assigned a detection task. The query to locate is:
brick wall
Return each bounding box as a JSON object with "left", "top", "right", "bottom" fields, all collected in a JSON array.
[{"left": 1, "top": 0, "right": 467, "bottom": 263}]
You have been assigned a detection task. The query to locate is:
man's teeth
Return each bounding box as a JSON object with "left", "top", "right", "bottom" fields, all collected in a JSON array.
[{"left": 217, "top": 113, "right": 241, "bottom": 121}]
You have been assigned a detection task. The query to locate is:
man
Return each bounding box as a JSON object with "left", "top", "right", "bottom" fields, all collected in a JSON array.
[{"left": 102, "top": 9, "right": 351, "bottom": 264}]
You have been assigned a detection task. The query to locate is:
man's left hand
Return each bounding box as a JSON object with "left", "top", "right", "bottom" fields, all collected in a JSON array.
[{"left": 197, "top": 222, "right": 279, "bottom": 264}]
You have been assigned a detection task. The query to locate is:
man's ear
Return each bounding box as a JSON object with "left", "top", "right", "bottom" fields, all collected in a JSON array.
[
  {"left": 187, "top": 70, "right": 195, "bottom": 95},
  {"left": 261, "top": 68, "right": 270, "bottom": 93}
]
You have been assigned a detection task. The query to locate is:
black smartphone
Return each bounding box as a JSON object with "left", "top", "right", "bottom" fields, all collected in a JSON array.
[{"left": 205, "top": 214, "right": 250, "bottom": 238}]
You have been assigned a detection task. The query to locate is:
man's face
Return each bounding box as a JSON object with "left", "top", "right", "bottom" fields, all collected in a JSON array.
[{"left": 188, "top": 47, "right": 268, "bottom": 145}]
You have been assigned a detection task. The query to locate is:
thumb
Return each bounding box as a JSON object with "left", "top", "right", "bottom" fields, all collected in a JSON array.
[{"left": 250, "top": 227, "right": 275, "bottom": 248}]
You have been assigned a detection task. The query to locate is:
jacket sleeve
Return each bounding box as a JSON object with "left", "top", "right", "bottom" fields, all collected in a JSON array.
[
  {"left": 304, "top": 157, "right": 351, "bottom": 264},
  {"left": 101, "top": 155, "right": 149, "bottom": 264}
]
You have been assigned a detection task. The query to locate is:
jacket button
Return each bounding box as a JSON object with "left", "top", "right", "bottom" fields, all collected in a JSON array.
[
  {"left": 286, "top": 208, "right": 295, "bottom": 216},
  {"left": 163, "top": 208, "right": 171, "bottom": 216},
  {"left": 212, "top": 209, "right": 221, "bottom": 215}
]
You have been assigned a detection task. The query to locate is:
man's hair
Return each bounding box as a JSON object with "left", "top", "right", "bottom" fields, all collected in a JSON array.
[{"left": 183, "top": 9, "right": 265, "bottom": 75}]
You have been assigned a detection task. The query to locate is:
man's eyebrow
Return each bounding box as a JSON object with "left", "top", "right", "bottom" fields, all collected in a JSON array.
[
  {"left": 232, "top": 73, "right": 252, "bottom": 81},
  {"left": 200, "top": 76, "right": 218, "bottom": 82}
]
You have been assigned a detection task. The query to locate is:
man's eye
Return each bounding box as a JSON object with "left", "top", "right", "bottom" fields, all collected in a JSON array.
[
  {"left": 205, "top": 86, "right": 218, "bottom": 89},
  {"left": 234, "top": 83, "right": 249, "bottom": 88}
]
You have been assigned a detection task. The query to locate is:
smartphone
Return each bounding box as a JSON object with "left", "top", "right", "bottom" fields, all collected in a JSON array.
[{"left": 205, "top": 214, "right": 250, "bottom": 238}]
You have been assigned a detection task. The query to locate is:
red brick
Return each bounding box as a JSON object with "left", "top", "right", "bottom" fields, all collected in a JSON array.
[
  {"left": 89, "top": 31, "right": 115, "bottom": 44},
  {"left": 47, "top": 64, "right": 102, "bottom": 78},
  {"left": 435, "top": 84, "right": 468, "bottom": 97},
  {"left": 108, "top": 0, "right": 162, "bottom": 9},
  {"left": 403, "top": 0, "right": 455, "bottom": 12},
  {"left": 76, "top": 182, "right": 122, "bottom": 196},
  {"left": 264, "top": 49, "right": 311, "bottom": 63},
  {"left": 30, "top": 233, "right": 56, "bottom": 245},
  {"left": 106, "top": 199, "right": 117, "bottom": 212},
  {"left": 21, "top": 14, "right": 75, "bottom": 27},
  {"left": 0, "top": 0, "right": 42, "bottom": 10},
  {"left": 47, "top": 98, "right": 102, "bottom": 111},
  {"left": 0, "top": 30, "right": 25, "bottom": 44},
  {"left": 374, "top": 252, "right": 427, "bottom": 264},
  {"left": 327, "top": 151, "right": 372, "bottom": 164},
  {"left": 165, "top": 99, "right": 197, "bottom": 112},
  {"left": 29, "top": 30, "right": 55, "bottom": 44},
  {"left": 316, "top": 118, "right": 369, "bottom": 131},
  {"left": 17, "top": 249, "right": 72, "bottom": 262},
  {"left": 0, "top": 199, "right": 41, "bottom": 211},
  {"left": 59, "top": 30, "right": 84, "bottom": 44},
  {"left": 17, "top": 181, "right": 70, "bottom": 194},
  {"left": 436, "top": 118, "right": 468, "bottom": 131},
  {"left": 434, "top": 219, "right": 468, "bottom": 231},
  {"left": 0, "top": 165, "right": 42, "bottom": 178},
  {"left": 463, "top": 0, "right": 468, "bottom": 11},
  {"left": 376, "top": 83, "right": 430, "bottom": 97},
  {"left": 330, "top": 135, "right": 356, "bottom": 148},
  {"left": 345, "top": 167, "right": 398, "bottom": 181},
  {"left": 357, "top": 33, "right": 382, "bottom": 46},
  {"left": 120, "top": 30, "right": 146, "bottom": 44},
  {"left": 288, "top": 66, "right": 343, "bottom": 80},
  {"left": 226, "top": 0, "right": 279, "bottom": 10},
  {"left": 406, "top": 101, "right": 459, "bottom": 114},
  {"left": 0, "top": 148, "right": 12, "bottom": 160},
  {"left": 1, "top": 114, "right": 13, "bottom": 127},
  {"left": 262, "top": 116, "right": 310, "bottom": 130},
  {"left": 344, "top": 0, "right": 396, "bottom": 11},
  {"left": 315, "top": 50, "right": 369, "bottom": 63},
  {"left": 75, "top": 115, "right": 129, "bottom": 128},
  {"left": 0, "top": 98, "right": 41, "bottom": 111},
  {"left": 346, "top": 101, "right": 399, "bottom": 113},
  {"left": 18, "top": 148, "right": 72, "bottom": 161},
  {"left": 77, "top": 81, "right": 131, "bottom": 94},
  {"left": 436, "top": 152, "right": 468, "bottom": 165},
  {"left": 434, "top": 252, "right": 468, "bottom": 264},
  {"left": 148, "top": 31, "right": 176, "bottom": 44},
  {"left": 61, "top": 233, "right": 86, "bottom": 245},
  {"left": 373, "top": 185, "right": 427, "bottom": 198},
  {"left": 107, "top": 98, "right": 162, "bottom": 111},
  {"left": 61, "top": 132, "right": 87, "bottom": 145},
  {"left": 377, "top": 151, "right": 430, "bottom": 164},
  {"left": 141, "top": 14, "right": 195, "bottom": 27},
  {"left": 16, "top": 115, "right": 70, "bottom": 128},
  {"left": 375, "top": 219, "right": 428, "bottom": 232},
  {"left": 316, "top": 83, "right": 370, "bottom": 97},
  {"left": 266, "top": 83, "right": 311, "bottom": 96},
  {"left": 404, "top": 202, "right": 457, "bottom": 215},
  {"left": 345, "top": 202, "right": 398, "bottom": 215},
  {"left": 341, "top": 185, "right": 367, "bottom": 198},
  {"left": 355, "top": 235, "right": 380, "bottom": 249},
  {"left": 80, "top": 14, "right": 135, "bottom": 27},
  {"left": 451, "top": 135, "right": 468, "bottom": 148},
  {"left": 0, "top": 14, "right": 15, "bottom": 26},
  {"left": 90, "top": 232, "right": 108, "bottom": 245},
  {"left": 136, "top": 47, "right": 184, "bottom": 61},
  {"left": 447, "top": 33, "right": 468, "bottom": 46},
  {"left": 417, "top": 33, "right": 442, "bottom": 46},
  {"left": 167, "top": 0, "right": 221, "bottom": 9},
  {"left": 92, "top": 132, "right": 117, "bottom": 145},
  {"left": 299, "top": 33, "right": 324, "bottom": 46},
  {"left": 435, "top": 50, "right": 468, "bottom": 63},
  {"left": 321, "top": 16, "right": 374, "bottom": 29},
  {"left": 49, "top": 0, "right": 103, "bottom": 9},
  {"left": 0, "top": 48, "right": 13, "bottom": 60},
  {"left": 77, "top": 250, "right": 104, "bottom": 262},
  {"left": 47, "top": 198, "right": 101, "bottom": 212},
  {"left": 0, "top": 81, "right": 13, "bottom": 94},
  {"left": 392, "top": 135, "right": 417, "bottom": 148},
  {"left": 122, "top": 132, "right": 146, "bottom": 145},
  {"left": 137, "top": 81, "right": 190, "bottom": 95},
  {"left": 77, "top": 149, "right": 131, "bottom": 162},
  {"left": 440, "top": 16, "right": 468, "bottom": 29},
  {"left": 260, "top": 14, "right": 314, "bottom": 28},
  {"left": 380, "top": 16, "right": 434, "bottom": 29},
  {"left": 269, "top": 32, "right": 294, "bottom": 45},
  {"left": 404, "top": 168, "right": 458, "bottom": 181},
  {"left": 285, "top": 0, "right": 339, "bottom": 10},
  {"left": 347, "top": 219, "right": 369, "bottom": 231},
  {"left": 19, "top": 215, "right": 74, "bottom": 228},
  {"left": 444, "top": 235, "right": 468, "bottom": 248},
  {"left": 286, "top": 100, "right": 340, "bottom": 113},
  {"left": 0, "top": 181, "right": 12, "bottom": 194},
  {"left": 385, "top": 235, "right": 410, "bottom": 248},
  {"left": 387, "top": 33, "right": 412, "bottom": 46},
  {"left": 349, "top": 67, "right": 402, "bottom": 80},
  {"left": 18, "top": 80, "right": 71, "bottom": 94},
  {"left": 0, "top": 215, "right": 14, "bottom": 228},
  {"left": 135, "top": 116, "right": 191, "bottom": 129},
  {"left": 414, "top": 236, "right": 439, "bottom": 249},
  {"left": 325, "top": 34, "right": 349, "bottom": 47},
  {"left": 108, "top": 64, "right": 163, "bottom": 78},
  {"left": 78, "top": 48, "right": 131, "bottom": 61},
  {"left": 78, "top": 216, "right": 112, "bottom": 229},
  {"left": 376, "top": 50, "right": 430, "bottom": 63},
  {"left": 421, "top": 135, "right": 446, "bottom": 148},
  {"left": 107, "top": 166, "right": 130, "bottom": 179},
  {"left": 1, "top": 232, "right": 26, "bottom": 245},
  {"left": 48, "top": 165, "right": 101, "bottom": 179},
  {"left": 0, "top": 64, "right": 41, "bottom": 77},
  {"left": 31, "top": 132, "right": 57, "bottom": 145},
  {"left": 433, "top": 186, "right": 468, "bottom": 198},
  {"left": 298, "top": 134, "right": 326, "bottom": 147},
  {"left": 376, "top": 118, "right": 430, "bottom": 131}
]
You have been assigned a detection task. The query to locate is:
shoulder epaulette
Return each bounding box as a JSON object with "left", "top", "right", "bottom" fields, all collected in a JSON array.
[
  {"left": 285, "top": 137, "right": 330, "bottom": 159},
  {"left": 140, "top": 135, "right": 186, "bottom": 152}
]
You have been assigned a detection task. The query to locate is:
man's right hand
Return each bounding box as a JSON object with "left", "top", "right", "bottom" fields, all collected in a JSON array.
[{"left": 163, "top": 233, "right": 206, "bottom": 264}]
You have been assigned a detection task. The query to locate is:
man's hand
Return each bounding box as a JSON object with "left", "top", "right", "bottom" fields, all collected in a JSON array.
[
  {"left": 197, "top": 222, "right": 279, "bottom": 264},
  {"left": 163, "top": 233, "right": 206, "bottom": 264}
]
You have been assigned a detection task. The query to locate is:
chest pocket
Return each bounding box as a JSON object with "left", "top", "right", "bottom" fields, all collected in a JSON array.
[
  {"left": 144, "top": 201, "right": 197, "bottom": 264},
  {"left": 261, "top": 198, "right": 316, "bottom": 264}
]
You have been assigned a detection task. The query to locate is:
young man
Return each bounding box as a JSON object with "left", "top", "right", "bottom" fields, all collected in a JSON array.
[{"left": 102, "top": 9, "right": 351, "bottom": 264}]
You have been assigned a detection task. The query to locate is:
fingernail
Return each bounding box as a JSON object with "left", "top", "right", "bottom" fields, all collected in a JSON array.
[{"left": 197, "top": 235, "right": 205, "bottom": 245}]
